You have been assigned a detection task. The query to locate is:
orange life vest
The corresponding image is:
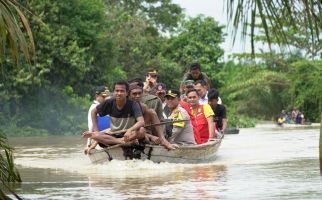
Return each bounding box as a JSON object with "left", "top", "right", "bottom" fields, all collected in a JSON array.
[{"left": 189, "top": 105, "right": 210, "bottom": 144}]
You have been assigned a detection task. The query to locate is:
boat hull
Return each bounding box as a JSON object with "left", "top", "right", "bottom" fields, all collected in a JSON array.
[
  {"left": 224, "top": 128, "right": 240, "bottom": 134},
  {"left": 88, "top": 139, "right": 222, "bottom": 164}
]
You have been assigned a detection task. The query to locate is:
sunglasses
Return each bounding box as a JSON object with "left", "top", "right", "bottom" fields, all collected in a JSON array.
[{"left": 147, "top": 74, "right": 157, "bottom": 78}]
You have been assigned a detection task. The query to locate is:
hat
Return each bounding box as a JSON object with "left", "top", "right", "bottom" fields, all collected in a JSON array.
[
  {"left": 183, "top": 80, "right": 195, "bottom": 86},
  {"left": 147, "top": 69, "right": 157, "bottom": 75},
  {"left": 165, "top": 89, "right": 180, "bottom": 98},
  {"left": 129, "top": 83, "right": 143, "bottom": 91},
  {"left": 156, "top": 83, "right": 166, "bottom": 91},
  {"left": 96, "top": 86, "right": 109, "bottom": 97}
]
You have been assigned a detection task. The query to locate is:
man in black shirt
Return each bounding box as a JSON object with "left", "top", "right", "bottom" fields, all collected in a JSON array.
[
  {"left": 83, "top": 80, "right": 145, "bottom": 145},
  {"left": 208, "top": 89, "right": 227, "bottom": 137}
]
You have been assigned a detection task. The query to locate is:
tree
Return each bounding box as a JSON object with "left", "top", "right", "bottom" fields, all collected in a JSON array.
[
  {"left": 225, "top": 0, "right": 321, "bottom": 55},
  {"left": 0, "top": 0, "right": 35, "bottom": 64},
  {"left": 163, "top": 15, "right": 225, "bottom": 87}
]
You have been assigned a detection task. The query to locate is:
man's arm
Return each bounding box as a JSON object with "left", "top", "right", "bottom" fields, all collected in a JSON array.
[
  {"left": 222, "top": 118, "right": 227, "bottom": 133},
  {"left": 128, "top": 116, "right": 145, "bottom": 132},
  {"left": 207, "top": 116, "right": 215, "bottom": 140},
  {"left": 91, "top": 107, "right": 99, "bottom": 132}
]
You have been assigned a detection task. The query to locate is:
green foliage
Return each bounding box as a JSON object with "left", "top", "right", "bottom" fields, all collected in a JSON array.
[
  {"left": 163, "top": 15, "right": 225, "bottom": 87},
  {"left": 0, "top": 130, "right": 21, "bottom": 182},
  {"left": 287, "top": 60, "right": 322, "bottom": 121}
]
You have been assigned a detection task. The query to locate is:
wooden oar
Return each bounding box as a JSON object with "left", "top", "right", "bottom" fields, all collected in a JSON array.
[{"left": 104, "top": 119, "right": 189, "bottom": 135}]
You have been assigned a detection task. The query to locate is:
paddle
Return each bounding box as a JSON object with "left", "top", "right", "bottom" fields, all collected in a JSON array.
[{"left": 103, "top": 119, "right": 189, "bottom": 135}]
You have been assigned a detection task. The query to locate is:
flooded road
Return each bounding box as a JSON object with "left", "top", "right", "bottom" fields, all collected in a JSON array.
[{"left": 6, "top": 125, "right": 322, "bottom": 199}]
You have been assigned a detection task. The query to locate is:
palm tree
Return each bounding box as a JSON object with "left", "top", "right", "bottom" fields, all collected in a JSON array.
[
  {"left": 0, "top": 0, "right": 35, "bottom": 64},
  {"left": 224, "top": 0, "right": 321, "bottom": 172},
  {"left": 1, "top": 0, "right": 34, "bottom": 198},
  {"left": 225, "top": 0, "right": 321, "bottom": 55}
]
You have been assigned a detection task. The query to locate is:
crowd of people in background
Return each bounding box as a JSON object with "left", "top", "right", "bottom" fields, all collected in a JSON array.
[
  {"left": 83, "top": 63, "right": 227, "bottom": 154},
  {"left": 277, "top": 107, "right": 305, "bottom": 126}
]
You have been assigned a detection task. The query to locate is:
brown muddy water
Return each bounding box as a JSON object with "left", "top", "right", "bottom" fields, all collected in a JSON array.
[{"left": 4, "top": 124, "right": 322, "bottom": 199}]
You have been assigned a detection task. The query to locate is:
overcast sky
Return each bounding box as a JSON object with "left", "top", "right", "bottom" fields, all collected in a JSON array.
[{"left": 172, "top": 0, "right": 252, "bottom": 57}]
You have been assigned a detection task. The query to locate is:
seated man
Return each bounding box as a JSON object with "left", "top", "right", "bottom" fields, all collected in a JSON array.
[
  {"left": 165, "top": 90, "right": 196, "bottom": 145},
  {"left": 128, "top": 83, "right": 178, "bottom": 150},
  {"left": 83, "top": 80, "right": 145, "bottom": 146},
  {"left": 207, "top": 89, "right": 227, "bottom": 138},
  {"left": 129, "top": 77, "right": 164, "bottom": 120},
  {"left": 186, "top": 89, "right": 215, "bottom": 144}
]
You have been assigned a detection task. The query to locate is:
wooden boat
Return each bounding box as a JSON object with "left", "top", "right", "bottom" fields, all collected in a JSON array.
[
  {"left": 224, "top": 127, "right": 240, "bottom": 134},
  {"left": 88, "top": 139, "right": 222, "bottom": 164}
]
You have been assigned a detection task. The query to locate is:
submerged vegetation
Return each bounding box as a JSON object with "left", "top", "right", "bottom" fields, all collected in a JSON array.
[{"left": 0, "top": 0, "right": 321, "bottom": 137}]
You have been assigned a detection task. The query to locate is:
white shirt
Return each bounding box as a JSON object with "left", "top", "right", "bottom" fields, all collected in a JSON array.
[
  {"left": 199, "top": 92, "right": 223, "bottom": 105},
  {"left": 86, "top": 100, "right": 99, "bottom": 147}
]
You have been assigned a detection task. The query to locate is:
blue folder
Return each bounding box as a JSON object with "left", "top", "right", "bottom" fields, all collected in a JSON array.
[{"left": 97, "top": 115, "right": 110, "bottom": 131}]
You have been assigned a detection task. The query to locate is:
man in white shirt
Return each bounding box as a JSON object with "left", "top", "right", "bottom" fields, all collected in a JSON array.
[
  {"left": 194, "top": 80, "right": 222, "bottom": 105},
  {"left": 84, "top": 86, "right": 110, "bottom": 155}
]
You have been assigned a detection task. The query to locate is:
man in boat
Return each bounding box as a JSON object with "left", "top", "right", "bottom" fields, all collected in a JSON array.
[
  {"left": 128, "top": 83, "right": 178, "bottom": 150},
  {"left": 180, "top": 62, "right": 210, "bottom": 94},
  {"left": 155, "top": 82, "right": 170, "bottom": 118},
  {"left": 129, "top": 77, "right": 164, "bottom": 120},
  {"left": 186, "top": 89, "right": 216, "bottom": 144},
  {"left": 194, "top": 80, "right": 222, "bottom": 105},
  {"left": 82, "top": 80, "right": 145, "bottom": 146},
  {"left": 143, "top": 68, "right": 158, "bottom": 95},
  {"left": 84, "top": 86, "right": 110, "bottom": 155},
  {"left": 165, "top": 89, "right": 196, "bottom": 145},
  {"left": 207, "top": 89, "right": 226, "bottom": 138}
]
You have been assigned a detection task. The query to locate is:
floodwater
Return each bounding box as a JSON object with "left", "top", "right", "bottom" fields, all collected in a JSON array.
[{"left": 4, "top": 124, "right": 322, "bottom": 200}]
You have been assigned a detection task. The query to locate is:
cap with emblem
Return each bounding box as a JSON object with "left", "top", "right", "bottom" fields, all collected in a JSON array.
[
  {"left": 95, "top": 86, "right": 109, "bottom": 97},
  {"left": 165, "top": 89, "right": 180, "bottom": 98},
  {"left": 156, "top": 83, "right": 166, "bottom": 91}
]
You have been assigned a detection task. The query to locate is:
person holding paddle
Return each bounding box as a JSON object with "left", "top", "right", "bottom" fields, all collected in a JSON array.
[
  {"left": 128, "top": 83, "right": 178, "bottom": 150},
  {"left": 83, "top": 80, "right": 145, "bottom": 146}
]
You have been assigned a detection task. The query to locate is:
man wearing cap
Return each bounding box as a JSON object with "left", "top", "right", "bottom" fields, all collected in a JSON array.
[
  {"left": 186, "top": 89, "right": 215, "bottom": 144},
  {"left": 84, "top": 86, "right": 110, "bottom": 155},
  {"left": 165, "top": 89, "right": 196, "bottom": 145},
  {"left": 208, "top": 89, "right": 227, "bottom": 138},
  {"left": 129, "top": 77, "right": 164, "bottom": 120},
  {"left": 180, "top": 63, "right": 210, "bottom": 93},
  {"left": 180, "top": 80, "right": 195, "bottom": 102},
  {"left": 83, "top": 80, "right": 145, "bottom": 146},
  {"left": 155, "top": 82, "right": 170, "bottom": 118},
  {"left": 128, "top": 83, "right": 178, "bottom": 150},
  {"left": 143, "top": 68, "right": 158, "bottom": 94}
]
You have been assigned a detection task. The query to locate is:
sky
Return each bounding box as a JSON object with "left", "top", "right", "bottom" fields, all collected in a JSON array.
[{"left": 172, "top": 0, "right": 253, "bottom": 57}]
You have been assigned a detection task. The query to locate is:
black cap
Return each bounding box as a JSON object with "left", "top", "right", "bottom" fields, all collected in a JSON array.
[
  {"left": 95, "top": 86, "right": 109, "bottom": 97},
  {"left": 165, "top": 89, "right": 180, "bottom": 98}
]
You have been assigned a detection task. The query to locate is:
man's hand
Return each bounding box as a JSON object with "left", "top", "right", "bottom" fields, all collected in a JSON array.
[{"left": 124, "top": 129, "right": 135, "bottom": 142}]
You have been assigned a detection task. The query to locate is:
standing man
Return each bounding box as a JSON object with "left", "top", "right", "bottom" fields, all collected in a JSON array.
[
  {"left": 155, "top": 82, "right": 170, "bottom": 118},
  {"left": 186, "top": 89, "right": 215, "bottom": 144},
  {"left": 180, "top": 63, "right": 210, "bottom": 94},
  {"left": 83, "top": 80, "right": 145, "bottom": 146},
  {"left": 84, "top": 86, "right": 110, "bottom": 155},
  {"left": 165, "top": 90, "right": 196, "bottom": 145},
  {"left": 208, "top": 89, "right": 227, "bottom": 138},
  {"left": 195, "top": 80, "right": 222, "bottom": 105},
  {"left": 143, "top": 68, "right": 158, "bottom": 94}
]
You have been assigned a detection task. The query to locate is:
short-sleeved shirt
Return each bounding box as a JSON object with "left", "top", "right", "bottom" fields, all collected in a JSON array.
[
  {"left": 212, "top": 104, "right": 227, "bottom": 130},
  {"left": 96, "top": 98, "right": 143, "bottom": 131},
  {"left": 191, "top": 104, "right": 214, "bottom": 118},
  {"left": 168, "top": 106, "right": 195, "bottom": 144}
]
